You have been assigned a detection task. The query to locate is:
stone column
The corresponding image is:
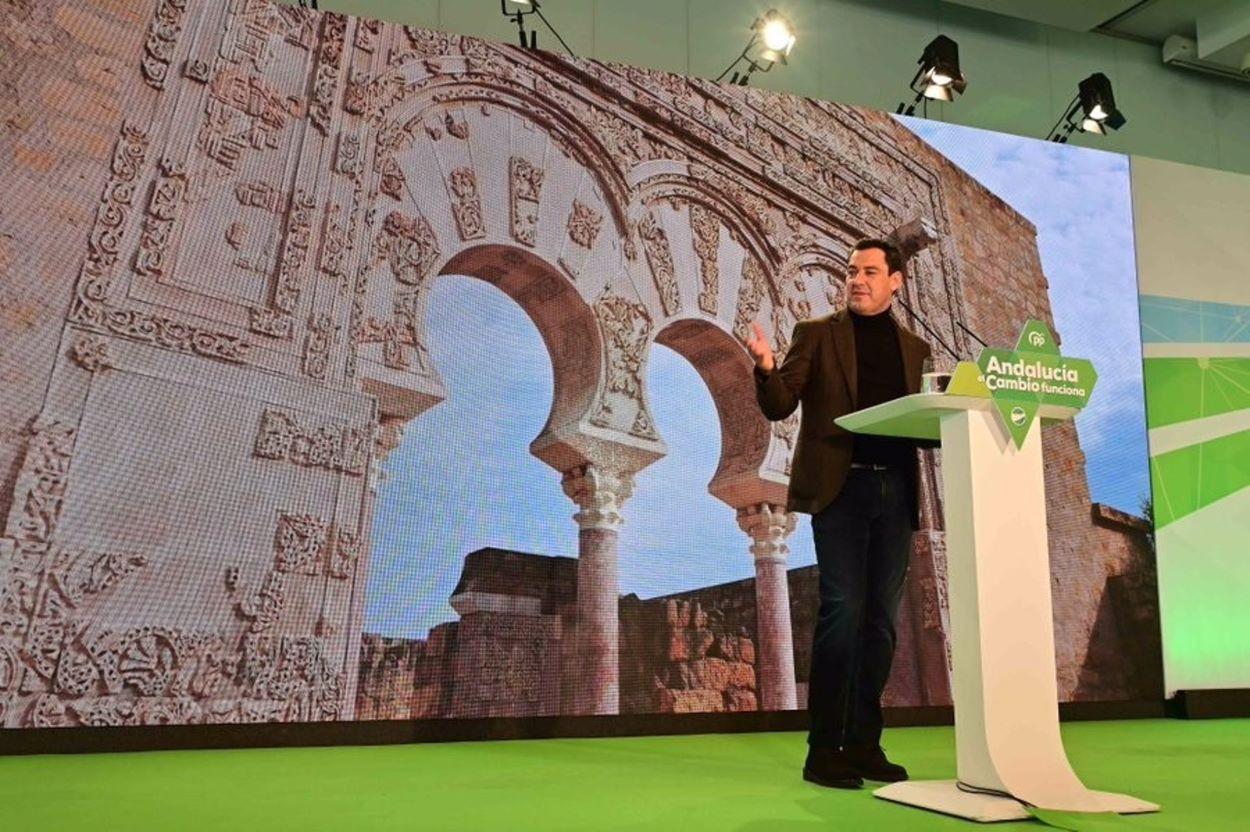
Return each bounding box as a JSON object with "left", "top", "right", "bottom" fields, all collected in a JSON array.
[
  {"left": 561, "top": 463, "right": 634, "bottom": 715},
  {"left": 737, "top": 503, "right": 798, "bottom": 711}
]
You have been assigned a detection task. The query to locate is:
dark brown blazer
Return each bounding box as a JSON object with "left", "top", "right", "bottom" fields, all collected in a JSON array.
[{"left": 753, "top": 306, "right": 934, "bottom": 528}]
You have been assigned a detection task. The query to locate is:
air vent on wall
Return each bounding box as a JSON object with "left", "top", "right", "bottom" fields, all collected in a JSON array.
[{"left": 1162, "top": 35, "right": 1250, "bottom": 84}]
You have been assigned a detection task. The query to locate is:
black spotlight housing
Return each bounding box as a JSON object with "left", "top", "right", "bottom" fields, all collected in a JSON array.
[
  {"left": 917, "top": 35, "right": 967, "bottom": 101},
  {"left": 1077, "top": 72, "right": 1127, "bottom": 133},
  {"left": 897, "top": 35, "right": 967, "bottom": 116},
  {"left": 1046, "top": 72, "right": 1126, "bottom": 142}
]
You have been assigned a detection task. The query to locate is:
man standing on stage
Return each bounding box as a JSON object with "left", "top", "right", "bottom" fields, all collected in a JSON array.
[{"left": 745, "top": 238, "right": 935, "bottom": 790}]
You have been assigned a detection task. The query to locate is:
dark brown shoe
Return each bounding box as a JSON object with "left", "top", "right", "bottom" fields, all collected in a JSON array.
[
  {"left": 845, "top": 744, "right": 908, "bottom": 783},
  {"left": 803, "top": 747, "right": 864, "bottom": 789}
]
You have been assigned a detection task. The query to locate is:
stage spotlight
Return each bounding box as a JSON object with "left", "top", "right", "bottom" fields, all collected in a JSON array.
[
  {"left": 1077, "top": 72, "right": 1126, "bottom": 133},
  {"left": 499, "top": 1, "right": 577, "bottom": 56},
  {"left": 756, "top": 11, "right": 797, "bottom": 64},
  {"left": 1045, "top": 72, "right": 1126, "bottom": 143},
  {"left": 715, "top": 9, "right": 796, "bottom": 87},
  {"left": 896, "top": 35, "right": 966, "bottom": 116}
]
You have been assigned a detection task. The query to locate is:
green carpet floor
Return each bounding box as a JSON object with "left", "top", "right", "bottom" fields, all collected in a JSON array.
[{"left": 1, "top": 719, "right": 1245, "bottom": 831}]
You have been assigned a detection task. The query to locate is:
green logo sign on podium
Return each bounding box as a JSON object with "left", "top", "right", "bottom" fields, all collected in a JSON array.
[
  {"left": 943, "top": 320, "right": 1097, "bottom": 449},
  {"left": 977, "top": 320, "right": 1096, "bottom": 448}
]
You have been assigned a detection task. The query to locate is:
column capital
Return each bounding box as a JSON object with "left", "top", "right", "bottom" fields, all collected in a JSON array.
[
  {"left": 368, "top": 417, "right": 407, "bottom": 494},
  {"left": 561, "top": 463, "right": 635, "bottom": 532},
  {"left": 736, "top": 502, "right": 797, "bottom": 565}
]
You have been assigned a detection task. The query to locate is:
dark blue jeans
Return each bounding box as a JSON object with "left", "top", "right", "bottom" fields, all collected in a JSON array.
[{"left": 807, "top": 466, "right": 914, "bottom": 750}]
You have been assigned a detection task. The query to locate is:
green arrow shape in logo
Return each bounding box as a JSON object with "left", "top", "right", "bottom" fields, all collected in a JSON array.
[{"left": 994, "top": 396, "right": 1040, "bottom": 448}]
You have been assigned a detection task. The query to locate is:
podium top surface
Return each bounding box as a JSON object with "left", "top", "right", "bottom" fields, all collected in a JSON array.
[{"left": 835, "top": 393, "right": 1080, "bottom": 440}]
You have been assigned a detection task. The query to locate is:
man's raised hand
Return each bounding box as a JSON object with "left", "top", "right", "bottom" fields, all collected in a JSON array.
[{"left": 745, "top": 321, "right": 775, "bottom": 374}]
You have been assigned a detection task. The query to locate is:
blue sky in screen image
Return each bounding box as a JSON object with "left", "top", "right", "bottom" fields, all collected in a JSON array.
[
  {"left": 897, "top": 116, "right": 1149, "bottom": 521},
  {"left": 364, "top": 280, "right": 785, "bottom": 637},
  {"left": 364, "top": 118, "right": 1149, "bottom": 639}
]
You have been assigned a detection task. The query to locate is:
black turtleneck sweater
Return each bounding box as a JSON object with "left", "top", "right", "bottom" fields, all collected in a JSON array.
[{"left": 849, "top": 308, "right": 914, "bottom": 469}]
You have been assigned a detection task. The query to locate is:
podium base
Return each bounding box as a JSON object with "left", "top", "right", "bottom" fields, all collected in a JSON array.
[
  {"left": 874, "top": 781, "right": 1160, "bottom": 823},
  {"left": 874, "top": 781, "right": 1031, "bottom": 822}
]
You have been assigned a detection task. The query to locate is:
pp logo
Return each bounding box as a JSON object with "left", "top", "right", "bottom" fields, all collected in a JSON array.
[
  {"left": 1010, "top": 406, "right": 1027, "bottom": 426},
  {"left": 1028, "top": 331, "right": 1047, "bottom": 348}
]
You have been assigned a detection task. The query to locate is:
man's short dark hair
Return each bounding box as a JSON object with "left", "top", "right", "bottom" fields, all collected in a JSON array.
[{"left": 851, "top": 238, "right": 905, "bottom": 277}]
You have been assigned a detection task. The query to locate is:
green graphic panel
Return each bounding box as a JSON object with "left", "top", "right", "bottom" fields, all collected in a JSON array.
[
  {"left": 1149, "top": 428, "right": 1250, "bottom": 527},
  {"left": 1155, "top": 481, "right": 1250, "bottom": 692},
  {"left": 1143, "top": 357, "right": 1250, "bottom": 429}
]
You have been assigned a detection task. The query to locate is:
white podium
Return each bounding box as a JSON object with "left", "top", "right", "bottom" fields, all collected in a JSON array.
[{"left": 836, "top": 393, "right": 1159, "bottom": 822}]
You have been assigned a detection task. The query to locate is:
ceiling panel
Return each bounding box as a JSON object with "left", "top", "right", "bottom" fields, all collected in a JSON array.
[
  {"left": 1099, "top": 0, "right": 1230, "bottom": 41},
  {"left": 941, "top": 0, "right": 1250, "bottom": 74},
  {"left": 939, "top": 0, "right": 1142, "bottom": 32}
]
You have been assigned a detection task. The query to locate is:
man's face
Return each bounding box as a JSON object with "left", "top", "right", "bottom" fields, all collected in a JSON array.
[{"left": 845, "top": 247, "right": 902, "bottom": 316}]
